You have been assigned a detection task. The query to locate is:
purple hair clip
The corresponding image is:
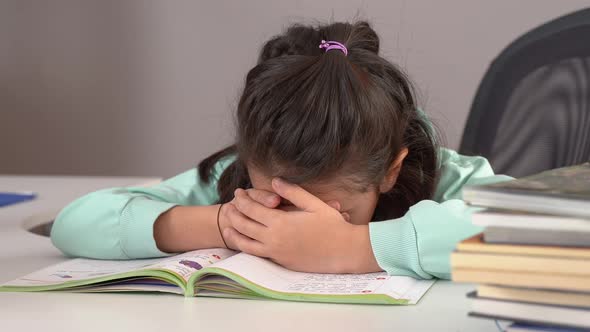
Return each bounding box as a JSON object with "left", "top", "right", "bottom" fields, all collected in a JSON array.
[{"left": 319, "top": 40, "right": 348, "bottom": 56}]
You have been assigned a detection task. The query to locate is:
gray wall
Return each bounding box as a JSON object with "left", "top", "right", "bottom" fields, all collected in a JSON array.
[{"left": 2, "top": 1, "right": 590, "bottom": 178}]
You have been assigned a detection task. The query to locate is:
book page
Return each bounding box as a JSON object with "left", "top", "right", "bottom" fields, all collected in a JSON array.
[
  {"left": 206, "top": 253, "right": 435, "bottom": 304},
  {"left": 146, "top": 248, "right": 236, "bottom": 281},
  {"left": 2, "top": 258, "right": 163, "bottom": 286},
  {"left": 80, "top": 278, "right": 185, "bottom": 295},
  {"left": 3, "top": 248, "right": 237, "bottom": 287}
]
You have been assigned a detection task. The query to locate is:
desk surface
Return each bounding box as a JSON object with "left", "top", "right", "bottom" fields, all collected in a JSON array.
[{"left": 0, "top": 175, "right": 498, "bottom": 332}]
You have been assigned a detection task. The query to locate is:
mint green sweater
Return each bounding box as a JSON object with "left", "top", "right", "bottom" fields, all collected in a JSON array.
[{"left": 50, "top": 148, "right": 510, "bottom": 279}]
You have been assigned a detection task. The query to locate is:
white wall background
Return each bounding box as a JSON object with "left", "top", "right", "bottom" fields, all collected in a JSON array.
[{"left": 2, "top": 0, "right": 589, "bottom": 177}]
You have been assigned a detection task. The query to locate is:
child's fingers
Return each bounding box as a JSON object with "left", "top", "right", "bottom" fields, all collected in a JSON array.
[
  {"left": 226, "top": 204, "right": 267, "bottom": 241},
  {"left": 271, "top": 178, "right": 325, "bottom": 212},
  {"left": 245, "top": 188, "right": 280, "bottom": 208},
  {"left": 233, "top": 189, "right": 279, "bottom": 226},
  {"left": 224, "top": 228, "right": 267, "bottom": 257}
]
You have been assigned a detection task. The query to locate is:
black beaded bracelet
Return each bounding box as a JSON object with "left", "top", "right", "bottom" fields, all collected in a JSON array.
[{"left": 217, "top": 203, "right": 229, "bottom": 249}]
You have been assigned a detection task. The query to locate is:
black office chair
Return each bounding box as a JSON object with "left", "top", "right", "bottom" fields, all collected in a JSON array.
[{"left": 459, "top": 8, "right": 590, "bottom": 178}]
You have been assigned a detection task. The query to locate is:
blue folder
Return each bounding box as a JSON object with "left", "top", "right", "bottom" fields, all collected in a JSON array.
[{"left": 0, "top": 192, "right": 36, "bottom": 207}]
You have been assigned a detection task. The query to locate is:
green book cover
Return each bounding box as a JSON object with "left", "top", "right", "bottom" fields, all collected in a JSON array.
[
  {"left": 463, "top": 163, "right": 590, "bottom": 217},
  {"left": 0, "top": 249, "right": 434, "bottom": 305},
  {"left": 479, "top": 163, "right": 590, "bottom": 198}
]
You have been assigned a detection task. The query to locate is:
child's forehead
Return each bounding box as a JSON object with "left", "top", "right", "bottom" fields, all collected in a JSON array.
[{"left": 247, "top": 166, "right": 361, "bottom": 202}]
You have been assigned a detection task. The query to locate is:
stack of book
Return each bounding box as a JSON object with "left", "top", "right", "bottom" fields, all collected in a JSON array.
[{"left": 452, "top": 163, "right": 590, "bottom": 331}]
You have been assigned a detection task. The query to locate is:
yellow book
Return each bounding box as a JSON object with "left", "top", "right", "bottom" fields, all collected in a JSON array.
[
  {"left": 451, "top": 251, "right": 590, "bottom": 275},
  {"left": 457, "top": 234, "right": 590, "bottom": 259},
  {"left": 452, "top": 235, "right": 590, "bottom": 291},
  {"left": 452, "top": 269, "right": 590, "bottom": 292}
]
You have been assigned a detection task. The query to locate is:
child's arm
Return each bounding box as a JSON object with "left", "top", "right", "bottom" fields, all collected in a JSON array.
[
  {"left": 50, "top": 157, "right": 234, "bottom": 259},
  {"left": 369, "top": 148, "right": 513, "bottom": 279},
  {"left": 153, "top": 204, "right": 224, "bottom": 253}
]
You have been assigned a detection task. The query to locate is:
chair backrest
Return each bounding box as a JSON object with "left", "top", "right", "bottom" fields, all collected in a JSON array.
[{"left": 459, "top": 8, "right": 590, "bottom": 178}]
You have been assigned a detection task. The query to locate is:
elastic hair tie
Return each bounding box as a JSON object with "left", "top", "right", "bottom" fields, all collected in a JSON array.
[{"left": 319, "top": 40, "right": 348, "bottom": 56}]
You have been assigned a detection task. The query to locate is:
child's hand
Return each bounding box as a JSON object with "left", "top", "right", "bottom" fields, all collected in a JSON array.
[
  {"left": 218, "top": 189, "right": 280, "bottom": 250},
  {"left": 224, "top": 178, "right": 381, "bottom": 273},
  {"left": 219, "top": 188, "right": 348, "bottom": 250}
]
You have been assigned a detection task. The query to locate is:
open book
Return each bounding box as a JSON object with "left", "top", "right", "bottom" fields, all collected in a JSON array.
[{"left": 0, "top": 249, "right": 434, "bottom": 305}]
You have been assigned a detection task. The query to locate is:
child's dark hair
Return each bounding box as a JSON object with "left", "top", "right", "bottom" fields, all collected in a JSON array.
[{"left": 198, "top": 21, "right": 439, "bottom": 220}]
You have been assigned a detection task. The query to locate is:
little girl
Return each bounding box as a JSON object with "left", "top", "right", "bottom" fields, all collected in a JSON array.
[{"left": 51, "top": 21, "right": 510, "bottom": 279}]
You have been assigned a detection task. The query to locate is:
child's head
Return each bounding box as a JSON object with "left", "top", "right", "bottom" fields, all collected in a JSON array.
[{"left": 200, "top": 21, "right": 439, "bottom": 224}]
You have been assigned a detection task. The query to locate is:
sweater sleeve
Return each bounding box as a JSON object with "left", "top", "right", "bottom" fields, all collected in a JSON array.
[
  {"left": 50, "top": 158, "right": 234, "bottom": 259},
  {"left": 368, "top": 148, "right": 513, "bottom": 279}
]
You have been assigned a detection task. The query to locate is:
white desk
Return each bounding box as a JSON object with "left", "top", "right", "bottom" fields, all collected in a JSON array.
[{"left": 0, "top": 176, "right": 499, "bottom": 332}]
